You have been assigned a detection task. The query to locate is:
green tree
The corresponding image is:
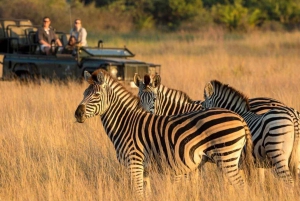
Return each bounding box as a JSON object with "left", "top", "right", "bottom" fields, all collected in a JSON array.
[
  {"left": 212, "top": 0, "right": 248, "bottom": 31},
  {"left": 151, "top": 0, "right": 203, "bottom": 30},
  {"left": 124, "top": 0, "right": 203, "bottom": 30},
  {"left": 243, "top": 0, "right": 300, "bottom": 25},
  {"left": 128, "top": 0, "right": 155, "bottom": 30},
  {"left": 202, "top": 0, "right": 234, "bottom": 8}
]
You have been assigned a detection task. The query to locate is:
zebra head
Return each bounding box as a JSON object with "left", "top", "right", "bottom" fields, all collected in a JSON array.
[
  {"left": 134, "top": 73, "right": 156, "bottom": 113},
  {"left": 75, "top": 70, "right": 109, "bottom": 123},
  {"left": 203, "top": 80, "right": 250, "bottom": 113}
]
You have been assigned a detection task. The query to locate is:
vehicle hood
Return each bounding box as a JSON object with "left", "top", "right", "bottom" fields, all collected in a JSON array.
[{"left": 84, "top": 57, "right": 147, "bottom": 64}]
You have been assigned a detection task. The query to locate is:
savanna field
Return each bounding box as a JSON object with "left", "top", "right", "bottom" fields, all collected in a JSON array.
[{"left": 1, "top": 30, "right": 300, "bottom": 200}]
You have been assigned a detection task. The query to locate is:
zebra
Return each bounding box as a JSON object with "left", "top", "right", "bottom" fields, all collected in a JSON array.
[
  {"left": 134, "top": 73, "right": 299, "bottom": 121},
  {"left": 202, "top": 80, "right": 300, "bottom": 185},
  {"left": 249, "top": 97, "right": 300, "bottom": 178},
  {"left": 134, "top": 73, "right": 249, "bottom": 177},
  {"left": 133, "top": 73, "right": 204, "bottom": 116},
  {"left": 75, "top": 69, "right": 254, "bottom": 198},
  {"left": 133, "top": 73, "right": 156, "bottom": 113},
  {"left": 135, "top": 73, "right": 300, "bottom": 182}
]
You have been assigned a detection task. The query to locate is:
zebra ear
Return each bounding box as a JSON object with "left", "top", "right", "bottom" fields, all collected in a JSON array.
[
  {"left": 84, "top": 71, "right": 92, "bottom": 82},
  {"left": 96, "top": 71, "right": 105, "bottom": 85},
  {"left": 152, "top": 74, "right": 161, "bottom": 88},
  {"left": 204, "top": 82, "right": 214, "bottom": 98},
  {"left": 133, "top": 73, "right": 141, "bottom": 87}
]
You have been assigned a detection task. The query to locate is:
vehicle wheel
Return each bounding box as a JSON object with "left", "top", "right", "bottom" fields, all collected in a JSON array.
[{"left": 19, "top": 72, "right": 31, "bottom": 83}]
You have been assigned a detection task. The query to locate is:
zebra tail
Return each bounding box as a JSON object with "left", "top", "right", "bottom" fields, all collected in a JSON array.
[
  {"left": 288, "top": 114, "right": 300, "bottom": 183},
  {"left": 242, "top": 120, "right": 255, "bottom": 184}
]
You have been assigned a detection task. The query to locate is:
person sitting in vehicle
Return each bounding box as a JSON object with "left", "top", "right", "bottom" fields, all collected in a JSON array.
[
  {"left": 37, "top": 16, "right": 63, "bottom": 55},
  {"left": 62, "top": 35, "right": 78, "bottom": 54},
  {"left": 70, "top": 19, "right": 88, "bottom": 47}
]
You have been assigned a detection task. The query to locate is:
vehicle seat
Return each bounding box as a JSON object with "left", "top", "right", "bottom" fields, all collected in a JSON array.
[
  {"left": 27, "top": 30, "right": 40, "bottom": 54},
  {"left": 19, "top": 20, "right": 32, "bottom": 26},
  {"left": 3, "top": 20, "right": 16, "bottom": 37},
  {"left": 8, "top": 26, "right": 27, "bottom": 52},
  {"left": 0, "top": 23, "right": 4, "bottom": 38}
]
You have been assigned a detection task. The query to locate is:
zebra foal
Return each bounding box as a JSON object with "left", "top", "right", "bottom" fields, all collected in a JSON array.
[
  {"left": 75, "top": 69, "right": 254, "bottom": 198},
  {"left": 202, "top": 80, "right": 300, "bottom": 185}
]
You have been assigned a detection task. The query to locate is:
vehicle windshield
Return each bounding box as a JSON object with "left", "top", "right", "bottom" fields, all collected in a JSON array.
[{"left": 83, "top": 48, "right": 134, "bottom": 57}]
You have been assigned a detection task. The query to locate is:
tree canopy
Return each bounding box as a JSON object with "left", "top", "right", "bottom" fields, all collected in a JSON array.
[{"left": 1, "top": 0, "right": 300, "bottom": 31}]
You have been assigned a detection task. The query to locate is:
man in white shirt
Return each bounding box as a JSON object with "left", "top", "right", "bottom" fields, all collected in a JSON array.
[{"left": 70, "top": 19, "right": 88, "bottom": 47}]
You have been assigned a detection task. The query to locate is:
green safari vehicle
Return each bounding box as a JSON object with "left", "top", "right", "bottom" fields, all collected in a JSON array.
[{"left": 0, "top": 19, "right": 161, "bottom": 86}]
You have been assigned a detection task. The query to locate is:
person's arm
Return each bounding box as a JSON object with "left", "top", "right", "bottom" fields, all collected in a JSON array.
[
  {"left": 50, "top": 30, "right": 63, "bottom": 46},
  {"left": 80, "top": 28, "right": 87, "bottom": 46},
  {"left": 56, "top": 38, "right": 63, "bottom": 46}
]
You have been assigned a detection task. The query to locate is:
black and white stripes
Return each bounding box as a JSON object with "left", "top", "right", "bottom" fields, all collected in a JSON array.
[
  {"left": 75, "top": 70, "right": 254, "bottom": 198},
  {"left": 202, "top": 80, "right": 300, "bottom": 185}
]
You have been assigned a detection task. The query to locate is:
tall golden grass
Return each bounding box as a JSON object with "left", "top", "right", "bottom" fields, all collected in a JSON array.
[{"left": 1, "top": 30, "right": 300, "bottom": 200}]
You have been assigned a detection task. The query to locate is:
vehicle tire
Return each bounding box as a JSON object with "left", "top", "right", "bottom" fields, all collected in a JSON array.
[{"left": 18, "top": 72, "right": 31, "bottom": 83}]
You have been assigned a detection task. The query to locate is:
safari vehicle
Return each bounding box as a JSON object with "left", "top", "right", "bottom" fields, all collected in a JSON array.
[{"left": 0, "top": 18, "right": 161, "bottom": 86}]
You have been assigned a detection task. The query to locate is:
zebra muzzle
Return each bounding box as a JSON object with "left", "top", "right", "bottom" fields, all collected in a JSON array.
[{"left": 75, "top": 104, "right": 86, "bottom": 123}]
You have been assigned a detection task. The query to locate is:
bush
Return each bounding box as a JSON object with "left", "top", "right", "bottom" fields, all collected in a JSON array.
[{"left": 212, "top": 2, "right": 248, "bottom": 31}]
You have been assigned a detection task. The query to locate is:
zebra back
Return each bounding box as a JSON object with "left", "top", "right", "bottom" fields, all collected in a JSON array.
[{"left": 249, "top": 97, "right": 287, "bottom": 114}]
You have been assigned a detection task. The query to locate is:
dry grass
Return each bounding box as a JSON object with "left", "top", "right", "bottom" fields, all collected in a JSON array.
[{"left": 1, "top": 30, "right": 300, "bottom": 200}]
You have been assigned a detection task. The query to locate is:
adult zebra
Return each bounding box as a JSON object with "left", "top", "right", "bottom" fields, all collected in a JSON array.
[
  {"left": 75, "top": 69, "right": 254, "bottom": 198},
  {"left": 135, "top": 73, "right": 300, "bottom": 182},
  {"left": 133, "top": 74, "right": 156, "bottom": 113},
  {"left": 134, "top": 73, "right": 204, "bottom": 116},
  {"left": 249, "top": 97, "right": 300, "bottom": 179},
  {"left": 202, "top": 80, "right": 300, "bottom": 185},
  {"left": 249, "top": 97, "right": 300, "bottom": 148}
]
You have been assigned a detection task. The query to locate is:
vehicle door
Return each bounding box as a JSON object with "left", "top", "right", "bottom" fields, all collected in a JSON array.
[{"left": 37, "top": 54, "right": 78, "bottom": 79}]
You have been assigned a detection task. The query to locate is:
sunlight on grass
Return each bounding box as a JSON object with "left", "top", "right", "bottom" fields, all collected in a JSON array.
[{"left": 1, "top": 30, "right": 300, "bottom": 200}]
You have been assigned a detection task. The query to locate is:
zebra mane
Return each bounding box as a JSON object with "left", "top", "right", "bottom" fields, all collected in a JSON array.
[
  {"left": 90, "top": 69, "right": 142, "bottom": 108},
  {"left": 210, "top": 80, "right": 251, "bottom": 110},
  {"left": 159, "top": 84, "right": 194, "bottom": 103}
]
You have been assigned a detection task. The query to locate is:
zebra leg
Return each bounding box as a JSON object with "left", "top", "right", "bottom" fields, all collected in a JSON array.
[
  {"left": 174, "top": 174, "right": 185, "bottom": 183},
  {"left": 265, "top": 131, "right": 295, "bottom": 185},
  {"left": 196, "top": 155, "right": 209, "bottom": 178},
  {"left": 217, "top": 156, "right": 245, "bottom": 188},
  {"left": 128, "top": 162, "right": 145, "bottom": 198},
  {"left": 143, "top": 160, "right": 151, "bottom": 197},
  {"left": 272, "top": 158, "right": 294, "bottom": 185},
  {"left": 266, "top": 149, "right": 294, "bottom": 185}
]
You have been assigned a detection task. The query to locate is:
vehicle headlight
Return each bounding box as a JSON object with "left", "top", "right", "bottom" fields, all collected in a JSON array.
[{"left": 110, "top": 67, "right": 118, "bottom": 77}]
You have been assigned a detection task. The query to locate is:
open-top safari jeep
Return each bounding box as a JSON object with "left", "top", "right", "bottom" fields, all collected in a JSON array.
[{"left": 0, "top": 19, "right": 161, "bottom": 86}]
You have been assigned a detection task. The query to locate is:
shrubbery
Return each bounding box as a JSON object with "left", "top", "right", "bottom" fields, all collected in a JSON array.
[{"left": 1, "top": 0, "right": 300, "bottom": 32}]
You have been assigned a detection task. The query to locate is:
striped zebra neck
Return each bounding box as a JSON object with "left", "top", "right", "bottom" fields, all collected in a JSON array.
[
  {"left": 209, "top": 80, "right": 250, "bottom": 114},
  {"left": 100, "top": 73, "right": 150, "bottom": 139},
  {"left": 155, "top": 85, "right": 203, "bottom": 115}
]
